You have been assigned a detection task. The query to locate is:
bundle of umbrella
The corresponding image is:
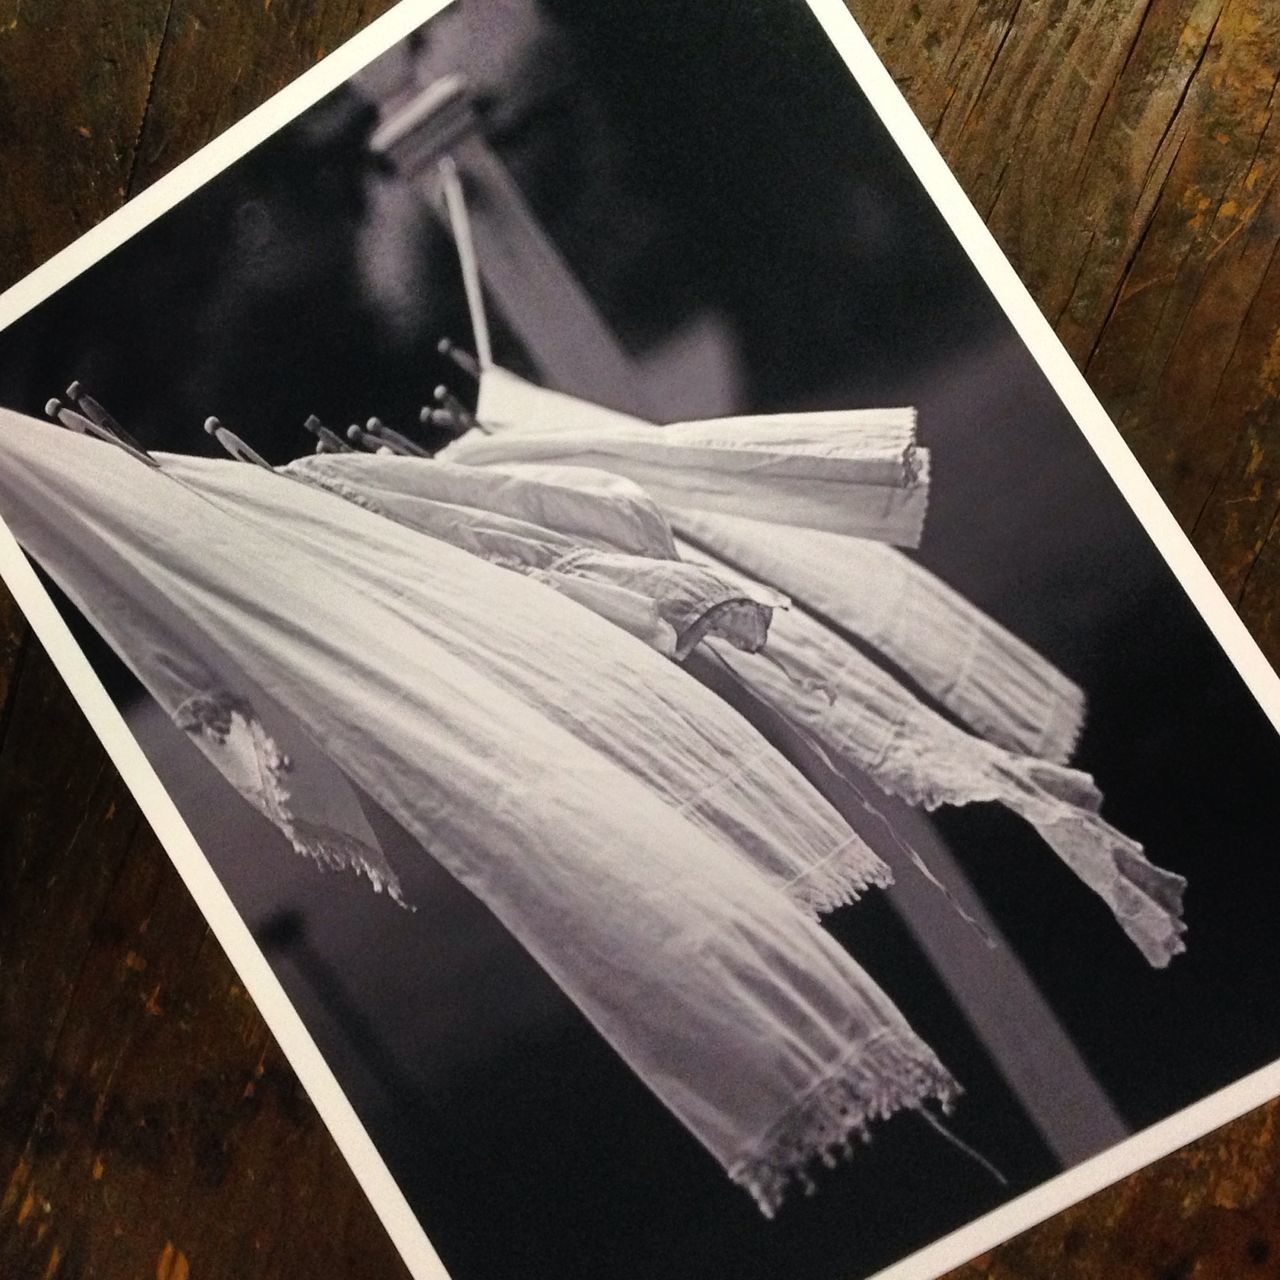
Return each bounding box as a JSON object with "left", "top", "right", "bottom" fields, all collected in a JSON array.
[{"left": 0, "top": 365, "right": 1184, "bottom": 1216}]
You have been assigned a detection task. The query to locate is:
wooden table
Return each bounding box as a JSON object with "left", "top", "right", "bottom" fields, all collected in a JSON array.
[{"left": 2, "top": 1, "right": 1279, "bottom": 1276}]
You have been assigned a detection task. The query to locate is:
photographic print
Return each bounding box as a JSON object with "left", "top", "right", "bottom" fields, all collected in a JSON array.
[{"left": 2, "top": 2, "right": 1280, "bottom": 1278}]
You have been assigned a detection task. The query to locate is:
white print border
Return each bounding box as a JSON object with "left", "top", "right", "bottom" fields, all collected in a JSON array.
[
  {"left": 803, "top": 1, "right": 1280, "bottom": 1276},
  {"left": 0, "top": 3, "right": 460, "bottom": 1277}
]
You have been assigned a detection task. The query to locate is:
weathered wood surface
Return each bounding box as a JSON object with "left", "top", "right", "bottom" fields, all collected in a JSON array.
[{"left": 1, "top": 0, "right": 1279, "bottom": 1277}]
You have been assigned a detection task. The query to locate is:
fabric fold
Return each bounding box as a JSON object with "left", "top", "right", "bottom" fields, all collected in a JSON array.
[
  {"left": 284, "top": 452, "right": 783, "bottom": 660},
  {"left": 428, "top": 370, "right": 1186, "bottom": 964},
  {"left": 685, "top": 545, "right": 1187, "bottom": 967},
  {"left": 439, "top": 409, "right": 930, "bottom": 545},
  {"left": 293, "top": 451, "right": 680, "bottom": 558},
  {"left": 0, "top": 441, "right": 403, "bottom": 902},
  {"left": 675, "top": 512, "right": 1086, "bottom": 763},
  {"left": 279, "top": 451, "right": 894, "bottom": 904},
  {"left": 170, "top": 674, "right": 408, "bottom": 904},
  {"left": 0, "top": 408, "right": 952, "bottom": 1211}
]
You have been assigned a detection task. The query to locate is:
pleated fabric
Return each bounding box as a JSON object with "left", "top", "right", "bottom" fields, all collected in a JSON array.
[
  {"left": 439, "top": 402, "right": 930, "bottom": 544},
  {"left": 0, "top": 407, "right": 954, "bottom": 1212},
  {"left": 449, "top": 367, "right": 1188, "bottom": 966},
  {"left": 675, "top": 512, "right": 1086, "bottom": 764},
  {"left": 281, "top": 450, "right": 902, "bottom": 914},
  {"left": 278, "top": 440, "right": 1187, "bottom": 961},
  {"left": 284, "top": 453, "right": 783, "bottom": 658},
  {"left": 682, "top": 545, "right": 1187, "bottom": 967}
]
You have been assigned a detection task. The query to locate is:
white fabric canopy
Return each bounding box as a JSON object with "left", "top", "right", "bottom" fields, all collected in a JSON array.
[
  {"left": 0, "top": 353, "right": 1190, "bottom": 1213},
  {"left": 276, "top": 440, "right": 1186, "bottom": 964},
  {"left": 285, "top": 453, "right": 784, "bottom": 659},
  {"left": 278, "top": 449, "right": 891, "bottom": 907},
  {"left": 0, "top": 407, "right": 954, "bottom": 1214},
  {"left": 675, "top": 512, "right": 1086, "bottom": 764},
  {"left": 440, "top": 398, "right": 930, "bottom": 545},
  {"left": 687, "top": 550, "right": 1187, "bottom": 967},
  {"left": 446, "top": 368, "right": 1187, "bottom": 966}
]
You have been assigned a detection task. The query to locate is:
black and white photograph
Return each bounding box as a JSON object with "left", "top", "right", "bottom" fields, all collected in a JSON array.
[{"left": 2, "top": 1, "right": 1280, "bottom": 1278}]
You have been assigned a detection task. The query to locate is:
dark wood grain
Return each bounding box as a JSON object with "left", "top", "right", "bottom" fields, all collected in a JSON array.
[
  {"left": 2, "top": 0, "right": 1279, "bottom": 1277},
  {"left": 0, "top": 7, "right": 410, "bottom": 1278}
]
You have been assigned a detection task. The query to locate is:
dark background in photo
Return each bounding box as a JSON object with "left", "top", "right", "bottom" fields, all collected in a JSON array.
[{"left": 4, "top": 2, "right": 1280, "bottom": 1278}]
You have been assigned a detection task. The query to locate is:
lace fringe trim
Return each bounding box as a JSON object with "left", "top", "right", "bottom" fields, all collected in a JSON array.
[
  {"left": 672, "top": 595, "right": 776, "bottom": 660},
  {"left": 879, "top": 723, "right": 1186, "bottom": 966},
  {"left": 728, "top": 1031, "right": 961, "bottom": 1217},
  {"left": 783, "top": 840, "right": 895, "bottom": 917},
  {"left": 287, "top": 818, "right": 412, "bottom": 908},
  {"left": 174, "top": 690, "right": 409, "bottom": 907}
]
